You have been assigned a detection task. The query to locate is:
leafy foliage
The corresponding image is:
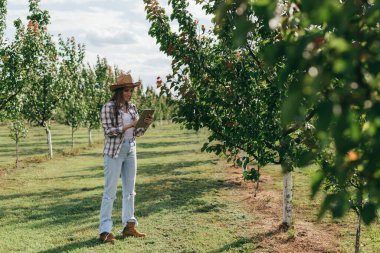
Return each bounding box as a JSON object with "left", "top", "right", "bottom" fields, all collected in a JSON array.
[
  {"left": 20, "top": 5, "right": 60, "bottom": 128},
  {"left": 216, "top": 0, "right": 380, "bottom": 224},
  {"left": 0, "top": 0, "right": 5, "bottom": 41},
  {"left": 144, "top": 0, "right": 322, "bottom": 229},
  {"left": 58, "top": 36, "right": 86, "bottom": 131},
  {"left": 8, "top": 120, "right": 28, "bottom": 142},
  {"left": 82, "top": 57, "right": 113, "bottom": 131},
  {"left": 144, "top": 0, "right": 317, "bottom": 178}
]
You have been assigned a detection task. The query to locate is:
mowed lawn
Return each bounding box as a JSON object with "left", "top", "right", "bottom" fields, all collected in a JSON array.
[{"left": 0, "top": 123, "right": 256, "bottom": 252}]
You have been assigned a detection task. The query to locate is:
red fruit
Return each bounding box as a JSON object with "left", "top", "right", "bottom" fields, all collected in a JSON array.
[
  {"left": 28, "top": 20, "right": 33, "bottom": 29},
  {"left": 313, "top": 36, "right": 325, "bottom": 47},
  {"left": 33, "top": 22, "right": 39, "bottom": 32},
  {"left": 347, "top": 150, "right": 359, "bottom": 161}
]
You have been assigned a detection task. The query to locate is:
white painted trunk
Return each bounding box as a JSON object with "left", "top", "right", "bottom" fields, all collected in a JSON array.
[
  {"left": 241, "top": 149, "right": 246, "bottom": 172},
  {"left": 46, "top": 126, "right": 53, "bottom": 159},
  {"left": 88, "top": 128, "right": 92, "bottom": 146},
  {"left": 282, "top": 170, "right": 293, "bottom": 227}
]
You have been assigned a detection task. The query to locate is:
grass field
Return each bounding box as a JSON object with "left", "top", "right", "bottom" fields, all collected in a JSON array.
[{"left": 0, "top": 122, "right": 379, "bottom": 252}]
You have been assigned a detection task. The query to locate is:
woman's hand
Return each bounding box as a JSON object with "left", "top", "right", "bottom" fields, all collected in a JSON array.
[
  {"left": 144, "top": 115, "right": 153, "bottom": 125},
  {"left": 123, "top": 119, "right": 138, "bottom": 131}
]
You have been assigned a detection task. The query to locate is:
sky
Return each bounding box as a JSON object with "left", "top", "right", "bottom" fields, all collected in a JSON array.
[{"left": 4, "top": 0, "right": 212, "bottom": 88}]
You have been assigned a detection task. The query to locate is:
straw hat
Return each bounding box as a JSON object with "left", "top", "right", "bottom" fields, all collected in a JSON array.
[{"left": 110, "top": 73, "right": 141, "bottom": 91}]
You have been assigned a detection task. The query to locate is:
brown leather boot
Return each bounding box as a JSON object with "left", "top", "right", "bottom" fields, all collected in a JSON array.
[
  {"left": 122, "top": 222, "right": 146, "bottom": 238},
  {"left": 99, "top": 232, "right": 116, "bottom": 243}
]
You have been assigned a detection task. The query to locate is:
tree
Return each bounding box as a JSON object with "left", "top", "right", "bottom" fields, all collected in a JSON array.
[
  {"left": 215, "top": 0, "right": 380, "bottom": 251},
  {"left": 83, "top": 56, "right": 113, "bottom": 145},
  {"left": 144, "top": 0, "right": 318, "bottom": 229},
  {"left": 1, "top": 29, "right": 28, "bottom": 166},
  {"left": 0, "top": 0, "right": 6, "bottom": 117},
  {"left": 21, "top": 0, "right": 61, "bottom": 159},
  {"left": 8, "top": 118, "right": 28, "bottom": 166},
  {"left": 58, "top": 36, "right": 86, "bottom": 150},
  {"left": 0, "top": 0, "right": 5, "bottom": 42},
  {"left": 0, "top": 0, "right": 25, "bottom": 114}
]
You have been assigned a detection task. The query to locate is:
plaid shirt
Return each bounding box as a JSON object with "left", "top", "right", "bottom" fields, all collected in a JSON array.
[{"left": 101, "top": 101, "right": 145, "bottom": 158}]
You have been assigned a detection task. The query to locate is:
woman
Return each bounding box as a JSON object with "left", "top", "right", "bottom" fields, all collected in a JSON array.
[{"left": 98, "top": 72, "right": 153, "bottom": 243}]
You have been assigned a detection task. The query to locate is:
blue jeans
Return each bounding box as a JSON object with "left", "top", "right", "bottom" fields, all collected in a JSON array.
[{"left": 99, "top": 139, "right": 138, "bottom": 234}]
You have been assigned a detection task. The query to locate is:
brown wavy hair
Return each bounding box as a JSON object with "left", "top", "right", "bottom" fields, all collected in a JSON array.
[{"left": 110, "top": 88, "right": 128, "bottom": 126}]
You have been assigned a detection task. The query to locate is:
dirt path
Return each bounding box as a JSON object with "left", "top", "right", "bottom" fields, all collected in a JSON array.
[{"left": 225, "top": 165, "right": 344, "bottom": 253}]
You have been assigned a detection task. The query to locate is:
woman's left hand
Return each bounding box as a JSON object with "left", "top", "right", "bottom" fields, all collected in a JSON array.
[{"left": 144, "top": 115, "right": 153, "bottom": 125}]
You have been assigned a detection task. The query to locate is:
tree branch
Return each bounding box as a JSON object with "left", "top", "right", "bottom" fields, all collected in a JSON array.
[{"left": 282, "top": 108, "right": 316, "bottom": 137}]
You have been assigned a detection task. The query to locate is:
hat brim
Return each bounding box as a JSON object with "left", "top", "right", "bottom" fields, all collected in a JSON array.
[{"left": 110, "top": 81, "right": 141, "bottom": 91}]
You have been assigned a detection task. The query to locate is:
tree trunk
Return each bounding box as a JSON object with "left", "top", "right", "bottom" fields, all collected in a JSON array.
[
  {"left": 45, "top": 125, "right": 53, "bottom": 159},
  {"left": 355, "top": 212, "right": 361, "bottom": 253},
  {"left": 88, "top": 127, "right": 92, "bottom": 146},
  {"left": 282, "top": 169, "right": 293, "bottom": 230},
  {"left": 241, "top": 148, "right": 246, "bottom": 172},
  {"left": 254, "top": 166, "right": 261, "bottom": 197}
]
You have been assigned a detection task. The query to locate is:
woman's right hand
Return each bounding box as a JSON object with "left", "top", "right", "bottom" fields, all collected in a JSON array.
[{"left": 123, "top": 119, "right": 138, "bottom": 131}]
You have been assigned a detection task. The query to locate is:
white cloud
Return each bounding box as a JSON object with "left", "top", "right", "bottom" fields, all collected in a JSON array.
[{"left": 85, "top": 30, "right": 138, "bottom": 47}]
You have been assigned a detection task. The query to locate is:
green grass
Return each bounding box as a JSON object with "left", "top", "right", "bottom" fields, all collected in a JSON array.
[
  {"left": 0, "top": 123, "right": 256, "bottom": 252},
  {"left": 0, "top": 122, "right": 379, "bottom": 252}
]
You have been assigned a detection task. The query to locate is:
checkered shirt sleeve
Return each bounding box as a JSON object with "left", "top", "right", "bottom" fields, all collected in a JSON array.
[{"left": 101, "top": 101, "right": 123, "bottom": 157}]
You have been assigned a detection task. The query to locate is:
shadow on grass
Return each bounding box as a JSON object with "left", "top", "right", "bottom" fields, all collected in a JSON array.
[
  {"left": 137, "top": 149, "right": 205, "bottom": 160},
  {"left": 141, "top": 131, "right": 200, "bottom": 139},
  {"left": 39, "top": 238, "right": 101, "bottom": 253},
  {"left": 137, "top": 158, "right": 218, "bottom": 176},
  {"left": 207, "top": 237, "right": 253, "bottom": 253},
  {"left": 0, "top": 186, "right": 103, "bottom": 228},
  {"left": 206, "top": 228, "right": 284, "bottom": 253},
  {"left": 137, "top": 140, "right": 201, "bottom": 149},
  {"left": 207, "top": 228, "right": 282, "bottom": 253},
  {"left": 0, "top": 148, "right": 48, "bottom": 157},
  {"left": 36, "top": 172, "right": 104, "bottom": 181},
  {"left": 79, "top": 149, "right": 196, "bottom": 160},
  {"left": 135, "top": 176, "right": 235, "bottom": 217},
  {"left": 251, "top": 228, "right": 282, "bottom": 244}
]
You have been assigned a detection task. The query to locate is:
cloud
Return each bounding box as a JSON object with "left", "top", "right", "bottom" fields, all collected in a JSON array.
[{"left": 85, "top": 30, "right": 138, "bottom": 47}]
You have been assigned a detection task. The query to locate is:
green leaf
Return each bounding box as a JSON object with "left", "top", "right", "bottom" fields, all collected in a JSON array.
[
  {"left": 311, "top": 170, "right": 324, "bottom": 198},
  {"left": 333, "top": 59, "right": 348, "bottom": 73},
  {"left": 362, "top": 202, "right": 377, "bottom": 225},
  {"left": 316, "top": 101, "right": 333, "bottom": 132},
  {"left": 329, "top": 37, "right": 350, "bottom": 53},
  {"left": 233, "top": 18, "right": 252, "bottom": 48}
]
